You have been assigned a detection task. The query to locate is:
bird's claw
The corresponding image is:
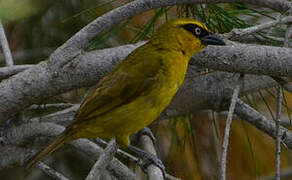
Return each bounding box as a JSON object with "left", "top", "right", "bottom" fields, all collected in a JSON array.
[
  {"left": 128, "top": 145, "right": 165, "bottom": 178},
  {"left": 138, "top": 152, "right": 166, "bottom": 177},
  {"left": 131, "top": 127, "right": 156, "bottom": 145}
]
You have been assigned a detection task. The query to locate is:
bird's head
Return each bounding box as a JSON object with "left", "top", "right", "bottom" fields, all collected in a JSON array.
[{"left": 150, "top": 18, "right": 225, "bottom": 57}]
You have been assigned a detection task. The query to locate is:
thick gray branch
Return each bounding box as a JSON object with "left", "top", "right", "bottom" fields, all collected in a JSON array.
[
  {"left": 191, "top": 44, "right": 292, "bottom": 77},
  {"left": 1, "top": 42, "right": 291, "bottom": 124},
  {"left": 0, "top": 43, "right": 142, "bottom": 123},
  {"left": 26, "top": 72, "right": 277, "bottom": 130},
  {"left": 0, "top": 122, "right": 137, "bottom": 180}
]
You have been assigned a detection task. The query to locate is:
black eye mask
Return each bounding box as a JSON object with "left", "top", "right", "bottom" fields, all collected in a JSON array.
[
  {"left": 181, "top": 23, "right": 209, "bottom": 38},
  {"left": 181, "top": 23, "right": 225, "bottom": 46}
]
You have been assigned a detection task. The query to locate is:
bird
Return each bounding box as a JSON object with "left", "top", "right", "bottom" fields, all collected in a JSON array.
[{"left": 26, "top": 18, "right": 225, "bottom": 169}]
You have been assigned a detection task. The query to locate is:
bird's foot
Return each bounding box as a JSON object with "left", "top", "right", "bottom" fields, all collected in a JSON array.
[
  {"left": 128, "top": 145, "right": 165, "bottom": 177},
  {"left": 130, "top": 127, "right": 156, "bottom": 145}
]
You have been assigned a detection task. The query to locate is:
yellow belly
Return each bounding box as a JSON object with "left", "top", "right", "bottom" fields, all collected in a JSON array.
[
  {"left": 73, "top": 51, "right": 188, "bottom": 146},
  {"left": 75, "top": 81, "right": 178, "bottom": 138}
]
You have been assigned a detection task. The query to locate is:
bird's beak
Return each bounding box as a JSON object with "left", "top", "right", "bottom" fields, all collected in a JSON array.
[{"left": 200, "top": 33, "right": 225, "bottom": 46}]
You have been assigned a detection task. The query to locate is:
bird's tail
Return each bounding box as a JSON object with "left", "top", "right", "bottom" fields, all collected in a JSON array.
[{"left": 26, "top": 128, "right": 74, "bottom": 169}]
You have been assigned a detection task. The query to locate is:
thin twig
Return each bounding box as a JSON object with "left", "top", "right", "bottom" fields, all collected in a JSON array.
[
  {"left": 185, "top": 70, "right": 216, "bottom": 79},
  {"left": 226, "top": 16, "right": 292, "bottom": 40},
  {"left": 29, "top": 103, "right": 76, "bottom": 110},
  {"left": 220, "top": 74, "right": 243, "bottom": 180},
  {"left": 275, "top": 13, "right": 292, "bottom": 179},
  {"left": 263, "top": 34, "right": 292, "bottom": 46},
  {"left": 0, "top": 19, "right": 18, "bottom": 124},
  {"left": 0, "top": 20, "right": 13, "bottom": 66},
  {"left": 0, "top": 65, "right": 34, "bottom": 80},
  {"left": 37, "top": 162, "right": 69, "bottom": 180},
  {"left": 275, "top": 87, "right": 282, "bottom": 180},
  {"left": 95, "top": 138, "right": 180, "bottom": 180},
  {"left": 85, "top": 138, "right": 118, "bottom": 180}
]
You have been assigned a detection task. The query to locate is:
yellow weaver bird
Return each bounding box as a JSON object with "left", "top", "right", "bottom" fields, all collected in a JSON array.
[{"left": 26, "top": 18, "right": 225, "bottom": 169}]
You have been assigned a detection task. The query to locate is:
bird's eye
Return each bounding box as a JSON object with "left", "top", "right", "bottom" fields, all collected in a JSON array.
[
  {"left": 181, "top": 23, "right": 206, "bottom": 37},
  {"left": 195, "top": 27, "right": 201, "bottom": 36}
]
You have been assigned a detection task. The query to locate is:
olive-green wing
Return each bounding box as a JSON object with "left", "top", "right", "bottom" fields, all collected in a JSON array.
[{"left": 73, "top": 51, "right": 162, "bottom": 122}]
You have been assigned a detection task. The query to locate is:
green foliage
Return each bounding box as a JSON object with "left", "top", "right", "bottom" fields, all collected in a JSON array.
[
  {"left": 130, "top": 8, "right": 166, "bottom": 43},
  {"left": 241, "top": 121, "right": 259, "bottom": 179},
  {"left": 169, "top": 115, "right": 193, "bottom": 149},
  {"left": 177, "top": 4, "right": 250, "bottom": 33}
]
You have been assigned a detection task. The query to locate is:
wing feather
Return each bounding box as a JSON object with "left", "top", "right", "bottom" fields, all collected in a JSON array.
[{"left": 73, "top": 49, "right": 162, "bottom": 122}]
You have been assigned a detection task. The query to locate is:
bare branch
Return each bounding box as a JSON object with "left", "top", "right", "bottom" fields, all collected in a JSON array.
[
  {"left": 0, "top": 122, "right": 137, "bottom": 180},
  {"left": 23, "top": 71, "right": 282, "bottom": 130},
  {"left": 139, "top": 135, "right": 164, "bottom": 180},
  {"left": 4, "top": 42, "right": 292, "bottom": 82},
  {"left": 29, "top": 105, "right": 79, "bottom": 126},
  {"left": 95, "top": 138, "right": 180, "bottom": 180},
  {"left": 220, "top": 75, "right": 243, "bottom": 180},
  {"left": 275, "top": 87, "right": 282, "bottom": 180},
  {"left": 0, "top": 42, "right": 144, "bottom": 123},
  {"left": 2, "top": 1, "right": 292, "bottom": 178},
  {"left": 37, "top": 162, "right": 70, "bottom": 180},
  {"left": 0, "top": 65, "right": 35, "bottom": 80},
  {"left": 265, "top": 34, "right": 292, "bottom": 44},
  {"left": 225, "top": 16, "right": 292, "bottom": 40},
  {"left": 275, "top": 16, "right": 292, "bottom": 179},
  {"left": 191, "top": 43, "right": 292, "bottom": 77},
  {"left": 95, "top": 138, "right": 139, "bottom": 164},
  {"left": 86, "top": 139, "right": 117, "bottom": 180},
  {"left": 0, "top": 0, "right": 289, "bottom": 124},
  {"left": 28, "top": 103, "right": 76, "bottom": 110},
  {"left": 233, "top": 100, "right": 292, "bottom": 149},
  {"left": 49, "top": 0, "right": 291, "bottom": 70},
  {"left": 0, "top": 20, "right": 13, "bottom": 66},
  {"left": 1, "top": 41, "right": 292, "bottom": 124},
  {"left": 13, "top": 72, "right": 281, "bottom": 128}
]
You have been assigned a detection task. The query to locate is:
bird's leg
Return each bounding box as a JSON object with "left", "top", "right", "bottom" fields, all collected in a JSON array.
[
  {"left": 119, "top": 130, "right": 165, "bottom": 176},
  {"left": 128, "top": 145, "right": 166, "bottom": 177},
  {"left": 130, "top": 127, "right": 156, "bottom": 145}
]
